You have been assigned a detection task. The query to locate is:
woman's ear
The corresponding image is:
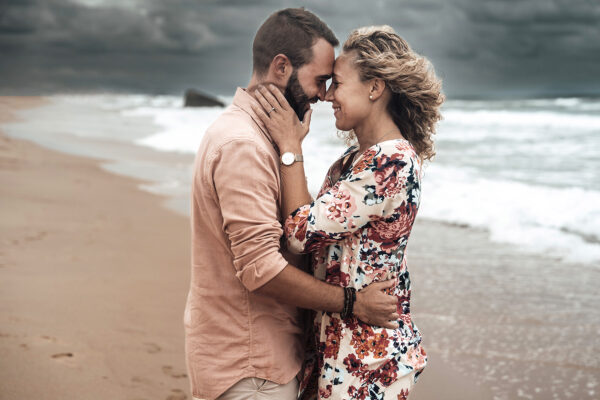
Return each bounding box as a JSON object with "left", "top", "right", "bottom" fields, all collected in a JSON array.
[{"left": 369, "top": 78, "right": 386, "bottom": 101}]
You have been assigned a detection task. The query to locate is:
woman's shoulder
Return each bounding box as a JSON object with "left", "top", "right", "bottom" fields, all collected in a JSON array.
[
  {"left": 361, "top": 139, "right": 419, "bottom": 168},
  {"left": 338, "top": 139, "right": 415, "bottom": 160},
  {"left": 377, "top": 138, "right": 417, "bottom": 158}
]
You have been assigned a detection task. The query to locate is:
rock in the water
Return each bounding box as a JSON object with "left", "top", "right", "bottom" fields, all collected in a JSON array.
[{"left": 184, "top": 89, "right": 225, "bottom": 107}]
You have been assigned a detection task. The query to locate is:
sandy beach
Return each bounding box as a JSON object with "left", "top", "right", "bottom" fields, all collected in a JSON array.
[
  {"left": 1, "top": 98, "right": 191, "bottom": 399},
  {"left": 1, "top": 97, "right": 598, "bottom": 400}
]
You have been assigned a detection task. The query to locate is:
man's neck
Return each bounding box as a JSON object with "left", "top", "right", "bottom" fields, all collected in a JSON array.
[
  {"left": 247, "top": 75, "right": 286, "bottom": 98},
  {"left": 247, "top": 75, "right": 268, "bottom": 94}
]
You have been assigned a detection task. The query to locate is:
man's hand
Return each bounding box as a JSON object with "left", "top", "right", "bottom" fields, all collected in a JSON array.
[{"left": 353, "top": 280, "right": 399, "bottom": 329}]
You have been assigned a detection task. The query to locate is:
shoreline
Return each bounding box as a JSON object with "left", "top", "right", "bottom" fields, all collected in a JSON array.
[
  {"left": 0, "top": 96, "right": 196, "bottom": 217},
  {"left": 1, "top": 97, "right": 192, "bottom": 399},
  {"left": 1, "top": 96, "right": 598, "bottom": 400}
]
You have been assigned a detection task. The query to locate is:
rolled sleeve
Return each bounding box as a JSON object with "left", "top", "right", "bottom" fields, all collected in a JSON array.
[
  {"left": 211, "top": 138, "right": 288, "bottom": 291},
  {"left": 234, "top": 250, "right": 288, "bottom": 291},
  {"left": 283, "top": 203, "right": 331, "bottom": 255}
]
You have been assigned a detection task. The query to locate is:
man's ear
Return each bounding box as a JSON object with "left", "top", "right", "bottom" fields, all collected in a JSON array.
[
  {"left": 369, "top": 78, "right": 387, "bottom": 101},
  {"left": 269, "top": 54, "right": 292, "bottom": 85}
]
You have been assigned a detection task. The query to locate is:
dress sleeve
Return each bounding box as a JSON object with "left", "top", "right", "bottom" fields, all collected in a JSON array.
[
  {"left": 211, "top": 138, "right": 288, "bottom": 291},
  {"left": 284, "top": 142, "right": 421, "bottom": 254}
]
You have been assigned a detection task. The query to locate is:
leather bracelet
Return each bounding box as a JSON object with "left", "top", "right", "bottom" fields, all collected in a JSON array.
[
  {"left": 341, "top": 288, "right": 349, "bottom": 319},
  {"left": 341, "top": 287, "right": 356, "bottom": 319}
]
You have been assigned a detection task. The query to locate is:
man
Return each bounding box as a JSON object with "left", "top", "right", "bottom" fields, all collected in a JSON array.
[{"left": 184, "top": 8, "right": 399, "bottom": 400}]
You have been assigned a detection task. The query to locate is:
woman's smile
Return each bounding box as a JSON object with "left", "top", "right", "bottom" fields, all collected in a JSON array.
[{"left": 332, "top": 105, "right": 341, "bottom": 117}]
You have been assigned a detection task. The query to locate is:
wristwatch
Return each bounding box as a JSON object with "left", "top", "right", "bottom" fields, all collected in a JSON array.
[{"left": 281, "top": 152, "right": 304, "bottom": 166}]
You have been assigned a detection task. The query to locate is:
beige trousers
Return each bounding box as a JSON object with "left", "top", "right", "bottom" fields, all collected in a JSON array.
[{"left": 194, "top": 377, "right": 299, "bottom": 400}]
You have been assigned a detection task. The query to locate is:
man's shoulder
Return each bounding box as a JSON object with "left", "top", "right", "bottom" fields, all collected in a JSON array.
[{"left": 202, "top": 106, "right": 263, "bottom": 152}]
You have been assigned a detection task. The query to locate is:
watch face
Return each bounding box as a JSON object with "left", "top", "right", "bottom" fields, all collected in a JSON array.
[{"left": 281, "top": 152, "right": 295, "bottom": 165}]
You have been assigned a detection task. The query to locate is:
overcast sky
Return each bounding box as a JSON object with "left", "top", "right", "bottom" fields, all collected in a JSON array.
[{"left": 1, "top": 0, "right": 599, "bottom": 99}]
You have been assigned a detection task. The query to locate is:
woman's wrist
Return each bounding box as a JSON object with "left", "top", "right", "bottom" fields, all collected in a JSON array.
[{"left": 278, "top": 142, "right": 303, "bottom": 154}]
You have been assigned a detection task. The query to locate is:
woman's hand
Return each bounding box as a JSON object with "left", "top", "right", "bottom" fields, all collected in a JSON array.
[{"left": 250, "top": 84, "right": 312, "bottom": 153}]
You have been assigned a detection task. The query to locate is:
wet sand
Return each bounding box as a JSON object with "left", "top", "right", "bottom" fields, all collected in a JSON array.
[
  {"left": 1, "top": 96, "right": 598, "bottom": 400},
  {"left": 408, "top": 220, "right": 599, "bottom": 400}
]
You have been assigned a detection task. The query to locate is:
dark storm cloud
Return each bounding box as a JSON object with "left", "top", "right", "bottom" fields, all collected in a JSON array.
[
  {"left": 0, "top": 0, "right": 220, "bottom": 53},
  {"left": 440, "top": 0, "right": 600, "bottom": 96},
  {"left": 1, "top": 0, "right": 599, "bottom": 98}
]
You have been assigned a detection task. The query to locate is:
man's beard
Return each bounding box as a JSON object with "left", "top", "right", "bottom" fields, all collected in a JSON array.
[{"left": 284, "top": 70, "right": 315, "bottom": 120}]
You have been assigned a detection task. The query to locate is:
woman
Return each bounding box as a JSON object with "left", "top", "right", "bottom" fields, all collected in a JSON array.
[{"left": 252, "top": 26, "right": 444, "bottom": 399}]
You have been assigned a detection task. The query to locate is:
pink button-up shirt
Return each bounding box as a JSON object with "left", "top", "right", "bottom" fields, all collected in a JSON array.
[{"left": 184, "top": 88, "right": 305, "bottom": 399}]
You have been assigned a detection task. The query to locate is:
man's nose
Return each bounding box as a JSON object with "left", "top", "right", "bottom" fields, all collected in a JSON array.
[
  {"left": 324, "top": 85, "right": 334, "bottom": 102},
  {"left": 317, "top": 84, "right": 327, "bottom": 101}
]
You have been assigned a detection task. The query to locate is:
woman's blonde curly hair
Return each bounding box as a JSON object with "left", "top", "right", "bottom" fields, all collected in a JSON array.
[{"left": 341, "top": 26, "right": 444, "bottom": 161}]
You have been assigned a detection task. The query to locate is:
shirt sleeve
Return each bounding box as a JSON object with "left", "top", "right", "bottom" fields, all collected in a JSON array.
[
  {"left": 211, "top": 138, "right": 288, "bottom": 291},
  {"left": 284, "top": 142, "right": 421, "bottom": 254}
]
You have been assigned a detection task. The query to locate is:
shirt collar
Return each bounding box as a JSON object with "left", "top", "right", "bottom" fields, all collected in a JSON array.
[{"left": 232, "top": 87, "right": 276, "bottom": 147}]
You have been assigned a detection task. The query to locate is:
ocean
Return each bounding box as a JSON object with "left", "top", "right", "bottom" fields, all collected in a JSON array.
[{"left": 4, "top": 94, "right": 600, "bottom": 266}]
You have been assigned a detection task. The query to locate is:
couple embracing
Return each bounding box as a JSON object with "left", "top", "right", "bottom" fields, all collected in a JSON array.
[{"left": 184, "top": 7, "right": 444, "bottom": 400}]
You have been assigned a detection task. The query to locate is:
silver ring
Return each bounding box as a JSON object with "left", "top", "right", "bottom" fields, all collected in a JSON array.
[{"left": 267, "top": 107, "right": 276, "bottom": 115}]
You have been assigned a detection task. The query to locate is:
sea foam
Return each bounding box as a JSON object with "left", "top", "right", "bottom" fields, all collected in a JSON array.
[
  {"left": 118, "top": 94, "right": 600, "bottom": 264},
  {"left": 9, "top": 93, "right": 597, "bottom": 265}
]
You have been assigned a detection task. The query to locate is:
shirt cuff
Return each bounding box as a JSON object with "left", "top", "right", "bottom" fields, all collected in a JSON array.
[{"left": 235, "top": 250, "right": 289, "bottom": 291}]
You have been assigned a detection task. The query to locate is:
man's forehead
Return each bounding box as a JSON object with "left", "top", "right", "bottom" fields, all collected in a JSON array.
[{"left": 306, "top": 38, "right": 335, "bottom": 75}]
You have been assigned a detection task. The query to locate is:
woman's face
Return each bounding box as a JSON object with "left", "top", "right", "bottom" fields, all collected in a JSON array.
[{"left": 325, "top": 51, "right": 372, "bottom": 131}]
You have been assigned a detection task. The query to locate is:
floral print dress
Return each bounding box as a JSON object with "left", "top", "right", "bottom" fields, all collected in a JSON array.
[{"left": 284, "top": 139, "right": 427, "bottom": 399}]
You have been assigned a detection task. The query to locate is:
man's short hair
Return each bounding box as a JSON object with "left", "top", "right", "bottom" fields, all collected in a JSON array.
[{"left": 252, "top": 8, "right": 339, "bottom": 76}]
